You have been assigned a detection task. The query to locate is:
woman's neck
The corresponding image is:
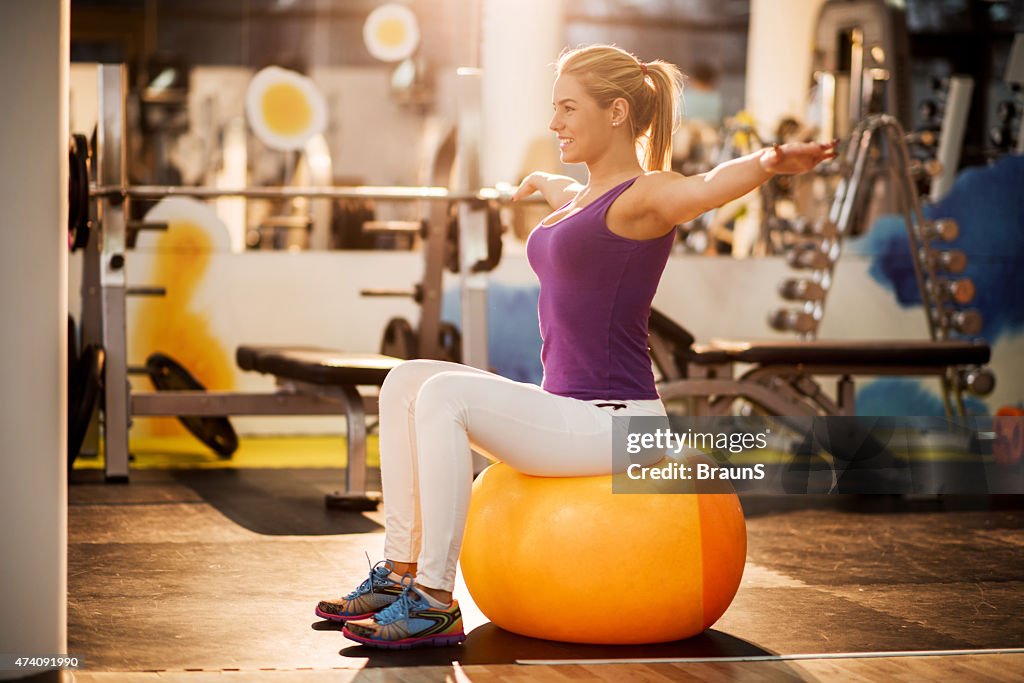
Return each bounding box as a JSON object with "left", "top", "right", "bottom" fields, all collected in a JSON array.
[{"left": 584, "top": 150, "right": 644, "bottom": 191}]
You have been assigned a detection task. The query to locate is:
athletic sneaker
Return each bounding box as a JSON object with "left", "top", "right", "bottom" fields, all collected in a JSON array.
[
  {"left": 342, "top": 581, "right": 465, "bottom": 649},
  {"left": 315, "top": 560, "right": 405, "bottom": 622}
]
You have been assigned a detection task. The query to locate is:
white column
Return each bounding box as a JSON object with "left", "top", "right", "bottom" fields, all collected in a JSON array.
[
  {"left": 480, "top": 0, "right": 565, "bottom": 186},
  {"left": 0, "top": 0, "right": 69, "bottom": 675},
  {"left": 745, "top": 0, "right": 827, "bottom": 137}
]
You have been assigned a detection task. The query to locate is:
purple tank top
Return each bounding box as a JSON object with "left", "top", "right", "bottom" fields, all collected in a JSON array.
[{"left": 526, "top": 176, "right": 674, "bottom": 400}]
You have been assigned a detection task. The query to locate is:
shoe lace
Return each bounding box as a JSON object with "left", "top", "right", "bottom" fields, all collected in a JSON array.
[
  {"left": 373, "top": 574, "right": 419, "bottom": 625},
  {"left": 343, "top": 555, "right": 394, "bottom": 600}
]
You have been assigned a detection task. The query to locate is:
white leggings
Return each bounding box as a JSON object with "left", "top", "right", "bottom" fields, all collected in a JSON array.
[{"left": 378, "top": 359, "right": 667, "bottom": 592}]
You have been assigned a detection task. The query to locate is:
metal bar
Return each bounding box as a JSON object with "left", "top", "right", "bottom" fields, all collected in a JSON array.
[
  {"left": 131, "top": 390, "right": 378, "bottom": 416},
  {"left": 418, "top": 127, "right": 457, "bottom": 360},
  {"left": 849, "top": 28, "right": 865, "bottom": 127},
  {"left": 792, "top": 375, "right": 843, "bottom": 416},
  {"left": 456, "top": 68, "right": 489, "bottom": 373},
  {"left": 134, "top": 391, "right": 336, "bottom": 416},
  {"left": 91, "top": 183, "right": 539, "bottom": 204},
  {"left": 126, "top": 220, "right": 168, "bottom": 231},
  {"left": 359, "top": 288, "right": 416, "bottom": 298},
  {"left": 658, "top": 379, "right": 821, "bottom": 417},
  {"left": 930, "top": 76, "right": 973, "bottom": 201},
  {"left": 715, "top": 363, "right": 959, "bottom": 376},
  {"left": 125, "top": 286, "right": 166, "bottom": 297},
  {"left": 880, "top": 120, "right": 943, "bottom": 341},
  {"left": 831, "top": 118, "right": 873, "bottom": 235},
  {"left": 77, "top": 65, "right": 105, "bottom": 459},
  {"left": 837, "top": 375, "right": 856, "bottom": 416},
  {"left": 362, "top": 220, "right": 422, "bottom": 234},
  {"left": 98, "top": 64, "right": 131, "bottom": 482},
  {"left": 739, "top": 367, "right": 844, "bottom": 417},
  {"left": 942, "top": 368, "right": 959, "bottom": 418},
  {"left": 339, "top": 385, "right": 368, "bottom": 496}
]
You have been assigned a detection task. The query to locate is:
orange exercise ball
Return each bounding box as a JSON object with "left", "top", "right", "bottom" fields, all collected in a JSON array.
[{"left": 460, "top": 459, "right": 746, "bottom": 644}]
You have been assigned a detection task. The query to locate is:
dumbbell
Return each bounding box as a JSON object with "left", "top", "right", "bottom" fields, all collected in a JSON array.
[
  {"left": 777, "top": 278, "right": 826, "bottom": 302},
  {"left": 768, "top": 308, "right": 819, "bottom": 334},
  {"left": 946, "top": 309, "right": 982, "bottom": 336},
  {"left": 928, "top": 248, "right": 967, "bottom": 274},
  {"left": 921, "top": 218, "right": 958, "bottom": 242},
  {"left": 937, "top": 278, "right": 975, "bottom": 304},
  {"left": 786, "top": 242, "right": 835, "bottom": 270},
  {"left": 958, "top": 367, "right": 995, "bottom": 396}
]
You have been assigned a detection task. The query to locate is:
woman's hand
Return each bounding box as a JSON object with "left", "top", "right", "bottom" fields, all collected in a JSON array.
[
  {"left": 511, "top": 173, "right": 543, "bottom": 202},
  {"left": 759, "top": 140, "right": 838, "bottom": 175}
]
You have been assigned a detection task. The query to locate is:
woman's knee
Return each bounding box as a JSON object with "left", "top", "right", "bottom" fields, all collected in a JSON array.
[
  {"left": 414, "top": 372, "right": 475, "bottom": 422},
  {"left": 380, "top": 359, "right": 447, "bottom": 405}
]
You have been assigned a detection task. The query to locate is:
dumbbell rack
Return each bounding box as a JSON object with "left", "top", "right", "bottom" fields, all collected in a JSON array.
[{"left": 768, "top": 114, "right": 987, "bottom": 416}]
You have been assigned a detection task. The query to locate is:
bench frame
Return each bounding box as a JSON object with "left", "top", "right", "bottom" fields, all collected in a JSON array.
[{"left": 129, "top": 383, "right": 381, "bottom": 510}]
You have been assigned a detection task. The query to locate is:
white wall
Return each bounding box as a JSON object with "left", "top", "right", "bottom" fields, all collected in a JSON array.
[
  {"left": 0, "top": 0, "right": 69, "bottom": 675},
  {"left": 480, "top": 0, "right": 566, "bottom": 186}
]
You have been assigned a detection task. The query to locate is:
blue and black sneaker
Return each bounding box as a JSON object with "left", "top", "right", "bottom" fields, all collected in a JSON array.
[
  {"left": 342, "top": 578, "right": 465, "bottom": 649},
  {"left": 315, "top": 560, "right": 405, "bottom": 622}
]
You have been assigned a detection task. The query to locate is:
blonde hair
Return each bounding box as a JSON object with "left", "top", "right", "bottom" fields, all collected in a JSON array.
[{"left": 556, "top": 45, "right": 683, "bottom": 172}]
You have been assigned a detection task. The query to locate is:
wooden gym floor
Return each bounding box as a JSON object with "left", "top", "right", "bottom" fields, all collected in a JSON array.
[{"left": 63, "top": 438, "right": 1024, "bottom": 682}]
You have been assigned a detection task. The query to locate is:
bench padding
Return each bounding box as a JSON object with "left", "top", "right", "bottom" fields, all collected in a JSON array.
[
  {"left": 701, "top": 339, "right": 991, "bottom": 367},
  {"left": 237, "top": 346, "right": 402, "bottom": 386}
]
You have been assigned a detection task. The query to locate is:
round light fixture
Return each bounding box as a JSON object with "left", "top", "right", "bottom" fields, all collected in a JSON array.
[
  {"left": 363, "top": 4, "right": 420, "bottom": 63},
  {"left": 245, "top": 66, "right": 327, "bottom": 151}
]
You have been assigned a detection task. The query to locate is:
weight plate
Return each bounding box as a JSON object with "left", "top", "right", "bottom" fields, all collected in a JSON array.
[
  {"left": 68, "top": 134, "right": 91, "bottom": 252},
  {"left": 380, "top": 317, "right": 418, "bottom": 360},
  {"left": 145, "top": 353, "right": 239, "bottom": 458},
  {"left": 69, "top": 344, "right": 104, "bottom": 470}
]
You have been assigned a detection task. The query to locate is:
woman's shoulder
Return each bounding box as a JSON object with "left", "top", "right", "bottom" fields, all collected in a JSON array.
[
  {"left": 620, "top": 172, "right": 685, "bottom": 213},
  {"left": 634, "top": 170, "right": 685, "bottom": 190}
]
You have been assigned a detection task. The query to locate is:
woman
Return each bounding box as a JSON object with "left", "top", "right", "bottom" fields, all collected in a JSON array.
[{"left": 317, "top": 44, "right": 836, "bottom": 649}]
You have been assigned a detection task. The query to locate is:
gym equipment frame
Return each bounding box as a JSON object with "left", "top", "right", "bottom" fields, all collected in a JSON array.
[{"left": 78, "top": 64, "right": 527, "bottom": 509}]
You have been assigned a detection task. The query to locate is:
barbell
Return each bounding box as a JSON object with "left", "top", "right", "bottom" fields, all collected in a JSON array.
[{"left": 87, "top": 183, "right": 523, "bottom": 203}]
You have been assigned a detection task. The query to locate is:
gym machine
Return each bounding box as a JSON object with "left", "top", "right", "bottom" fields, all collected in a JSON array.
[
  {"left": 812, "top": 0, "right": 912, "bottom": 141},
  {"left": 73, "top": 64, "right": 531, "bottom": 509}
]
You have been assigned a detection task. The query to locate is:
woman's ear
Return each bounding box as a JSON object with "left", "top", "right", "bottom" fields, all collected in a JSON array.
[{"left": 610, "top": 97, "right": 630, "bottom": 127}]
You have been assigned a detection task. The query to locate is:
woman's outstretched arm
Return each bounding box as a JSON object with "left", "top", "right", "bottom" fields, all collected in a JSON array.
[{"left": 645, "top": 140, "right": 838, "bottom": 227}]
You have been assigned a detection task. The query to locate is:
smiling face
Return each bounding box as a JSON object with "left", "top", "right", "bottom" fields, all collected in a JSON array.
[{"left": 549, "top": 73, "right": 620, "bottom": 165}]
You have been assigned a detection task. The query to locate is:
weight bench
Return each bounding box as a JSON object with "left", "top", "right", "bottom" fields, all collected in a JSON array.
[
  {"left": 648, "top": 308, "right": 993, "bottom": 418},
  {"left": 236, "top": 346, "right": 403, "bottom": 510}
]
